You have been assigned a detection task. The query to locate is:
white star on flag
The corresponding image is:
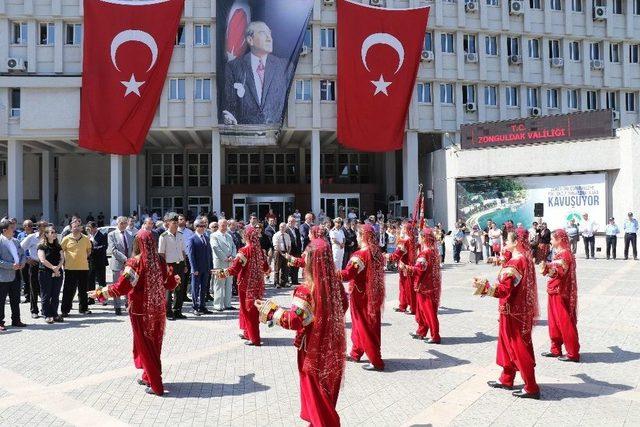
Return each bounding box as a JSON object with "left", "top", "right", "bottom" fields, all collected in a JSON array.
[
  {"left": 121, "top": 74, "right": 145, "bottom": 97},
  {"left": 370, "top": 74, "right": 392, "bottom": 96}
]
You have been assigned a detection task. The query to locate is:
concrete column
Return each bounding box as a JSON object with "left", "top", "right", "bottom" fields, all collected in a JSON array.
[
  {"left": 41, "top": 151, "right": 54, "bottom": 222},
  {"left": 402, "top": 131, "right": 419, "bottom": 215},
  {"left": 211, "top": 129, "right": 222, "bottom": 213},
  {"left": 311, "top": 130, "right": 321, "bottom": 216},
  {"left": 129, "top": 155, "right": 138, "bottom": 215},
  {"left": 110, "top": 155, "right": 123, "bottom": 219},
  {"left": 8, "top": 140, "right": 24, "bottom": 220}
]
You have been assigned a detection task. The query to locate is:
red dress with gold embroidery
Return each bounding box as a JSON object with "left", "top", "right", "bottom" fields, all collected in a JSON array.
[
  {"left": 388, "top": 237, "right": 417, "bottom": 313},
  {"left": 409, "top": 248, "right": 441, "bottom": 342}
]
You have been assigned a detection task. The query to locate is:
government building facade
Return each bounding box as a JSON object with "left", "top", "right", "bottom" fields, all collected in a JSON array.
[{"left": 1, "top": 0, "right": 640, "bottom": 227}]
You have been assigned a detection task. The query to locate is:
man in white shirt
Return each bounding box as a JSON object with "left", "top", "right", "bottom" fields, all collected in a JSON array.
[
  {"left": 272, "top": 223, "right": 291, "bottom": 288},
  {"left": 579, "top": 213, "right": 598, "bottom": 259},
  {"left": 329, "top": 217, "right": 346, "bottom": 270},
  {"left": 158, "top": 213, "right": 187, "bottom": 320}
]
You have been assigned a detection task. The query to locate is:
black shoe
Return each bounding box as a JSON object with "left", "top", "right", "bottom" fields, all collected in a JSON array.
[
  {"left": 346, "top": 355, "right": 361, "bottom": 363},
  {"left": 88, "top": 298, "right": 96, "bottom": 305},
  {"left": 166, "top": 314, "right": 175, "bottom": 321},
  {"left": 558, "top": 356, "right": 579, "bottom": 363},
  {"left": 53, "top": 316, "right": 64, "bottom": 323},
  {"left": 512, "top": 389, "right": 540, "bottom": 399},
  {"left": 215, "top": 308, "right": 224, "bottom": 313},
  {"left": 205, "top": 295, "right": 214, "bottom": 302},
  {"left": 409, "top": 333, "right": 424, "bottom": 340},
  {"left": 200, "top": 309, "right": 214, "bottom": 315},
  {"left": 11, "top": 322, "right": 27, "bottom": 327},
  {"left": 487, "top": 381, "right": 513, "bottom": 390},
  {"left": 225, "top": 306, "right": 238, "bottom": 311},
  {"left": 393, "top": 307, "right": 405, "bottom": 312},
  {"left": 115, "top": 308, "right": 122, "bottom": 316},
  {"left": 184, "top": 297, "right": 192, "bottom": 302},
  {"left": 192, "top": 310, "right": 201, "bottom": 317},
  {"left": 174, "top": 312, "right": 187, "bottom": 319},
  {"left": 80, "top": 310, "right": 92, "bottom": 315},
  {"left": 541, "top": 351, "right": 561, "bottom": 358},
  {"left": 61, "top": 313, "right": 70, "bottom": 318},
  {"left": 137, "top": 379, "right": 149, "bottom": 386},
  {"left": 362, "top": 363, "right": 384, "bottom": 371},
  {"left": 238, "top": 333, "right": 248, "bottom": 340}
]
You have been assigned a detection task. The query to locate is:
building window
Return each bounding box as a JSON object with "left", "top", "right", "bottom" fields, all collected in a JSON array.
[
  {"left": 527, "top": 87, "right": 539, "bottom": 108},
  {"left": 39, "top": 23, "right": 55, "bottom": 45},
  {"left": 424, "top": 32, "right": 433, "bottom": 51},
  {"left": 506, "top": 86, "right": 519, "bottom": 107},
  {"left": 463, "top": 34, "right": 477, "bottom": 54},
  {"left": 612, "top": 0, "right": 623, "bottom": 13},
  {"left": 11, "top": 22, "right": 28, "bottom": 44},
  {"left": 264, "top": 152, "right": 297, "bottom": 184},
  {"left": 528, "top": 39, "right": 540, "bottom": 59},
  {"left": 630, "top": 44, "right": 640, "bottom": 63},
  {"left": 635, "top": 0, "right": 640, "bottom": 14},
  {"left": 320, "top": 28, "right": 336, "bottom": 48},
  {"left": 188, "top": 153, "right": 210, "bottom": 187},
  {"left": 417, "top": 83, "right": 432, "bottom": 103},
  {"left": 610, "top": 43, "right": 621, "bottom": 63},
  {"left": 175, "top": 25, "right": 185, "bottom": 46},
  {"left": 462, "top": 85, "right": 476, "bottom": 104},
  {"left": 10, "top": 88, "right": 20, "bottom": 117},
  {"left": 150, "top": 197, "right": 184, "bottom": 216},
  {"left": 150, "top": 154, "right": 183, "bottom": 187},
  {"left": 0, "top": 161, "right": 6, "bottom": 177},
  {"left": 569, "top": 41, "right": 581, "bottom": 61},
  {"left": 321, "top": 152, "right": 371, "bottom": 184},
  {"left": 194, "top": 78, "right": 211, "bottom": 100},
  {"left": 586, "top": 90, "right": 598, "bottom": 110},
  {"left": 320, "top": 80, "right": 336, "bottom": 101},
  {"left": 303, "top": 27, "right": 312, "bottom": 49},
  {"left": 547, "top": 88, "right": 559, "bottom": 109},
  {"left": 65, "top": 23, "right": 82, "bottom": 45},
  {"left": 626, "top": 93, "right": 636, "bottom": 112},
  {"left": 295, "top": 79, "right": 312, "bottom": 101},
  {"left": 485, "top": 36, "right": 498, "bottom": 56},
  {"left": 486, "top": 0, "right": 499, "bottom": 5},
  {"left": 590, "top": 42, "right": 602, "bottom": 60},
  {"left": 572, "top": 0, "right": 583, "bottom": 11},
  {"left": 484, "top": 86, "right": 498, "bottom": 106},
  {"left": 441, "top": 33, "right": 455, "bottom": 54},
  {"left": 529, "top": 0, "right": 541, "bottom": 9},
  {"left": 169, "top": 78, "right": 185, "bottom": 100},
  {"left": 550, "top": 0, "right": 562, "bottom": 10},
  {"left": 194, "top": 24, "right": 211, "bottom": 46},
  {"left": 606, "top": 91, "right": 617, "bottom": 110},
  {"left": 548, "top": 40, "right": 561, "bottom": 59},
  {"left": 440, "top": 83, "right": 454, "bottom": 104},
  {"left": 507, "top": 37, "right": 520, "bottom": 56},
  {"left": 567, "top": 89, "right": 580, "bottom": 109},
  {"left": 227, "top": 153, "right": 260, "bottom": 184}
]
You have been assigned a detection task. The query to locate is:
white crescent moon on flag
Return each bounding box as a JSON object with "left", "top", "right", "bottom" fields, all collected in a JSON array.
[
  {"left": 361, "top": 33, "right": 405, "bottom": 75},
  {"left": 110, "top": 30, "right": 158, "bottom": 72}
]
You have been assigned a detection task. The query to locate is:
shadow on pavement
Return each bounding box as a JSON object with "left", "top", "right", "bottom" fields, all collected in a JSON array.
[
  {"left": 579, "top": 346, "right": 640, "bottom": 364},
  {"left": 439, "top": 332, "right": 496, "bottom": 345},
  {"left": 438, "top": 306, "right": 473, "bottom": 315},
  {"left": 540, "top": 373, "right": 633, "bottom": 401},
  {"left": 25, "top": 317, "right": 122, "bottom": 330},
  {"left": 381, "top": 349, "right": 470, "bottom": 373},
  {"left": 163, "top": 373, "right": 270, "bottom": 398}
]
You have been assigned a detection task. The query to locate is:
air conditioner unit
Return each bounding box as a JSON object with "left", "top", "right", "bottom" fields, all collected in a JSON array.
[
  {"left": 551, "top": 57, "right": 564, "bottom": 67},
  {"left": 300, "top": 45, "right": 310, "bottom": 56},
  {"left": 465, "top": 52, "right": 478, "bottom": 63},
  {"left": 465, "top": 102, "right": 477, "bottom": 112},
  {"left": 530, "top": 107, "right": 542, "bottom": 116},
  {"left": 613, "top": 110, "right": 620, "bottom": 120},
  {"left": 465, "top": 1, "right": 478, "bottom": 12},
  {"left": 421, "top": 50, "right": 434, "bottom": 62},
  {"left": 590, "top": 59, "right": 604, "bottom": 69},
  {"left": 370, "top": 0, "right": 385, "bottom": 6},
  {"left": 593, "top": 5, "right": 607, "bottom": 20},
  {"left": 7, "top": 57, "right": 26, "bottom": 71},
  {"left": 509, "top": 54, "right": 522, "bottom": 65},
  {"left": 509, "top": 0, "right": 524, "bottom": 14},
  {"left": 322, "top": 0, "right": 334, "bottom": 5}
]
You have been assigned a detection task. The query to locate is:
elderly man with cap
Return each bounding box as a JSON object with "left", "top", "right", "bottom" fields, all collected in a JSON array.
[{"left": 623, "top": 212, "right": 638, "bottom": 260}]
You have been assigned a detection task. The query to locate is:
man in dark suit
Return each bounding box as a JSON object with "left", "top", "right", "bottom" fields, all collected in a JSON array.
[
  {"left": 299, "top": 213, "right": 314, "bottom": 250},
  {"left": 86, "top": 222, "right": 108, "bottom": 299},
  {"left": 188, "top": 219, "right": 213, "bottom": 316},
  {"left": 222, "top": 21, "right": 292, "bottom": 126},
  {"left": 285, "top": 215, "right": 302, "bottom": 285}
]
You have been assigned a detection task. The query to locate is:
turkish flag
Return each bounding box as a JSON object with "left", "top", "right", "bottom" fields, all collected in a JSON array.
[
  {"left": 337, "top": 0, "right": 429, "bottom": 152},
  {"left": 79, "top": 0, "right": 184, "bottom": 154}
]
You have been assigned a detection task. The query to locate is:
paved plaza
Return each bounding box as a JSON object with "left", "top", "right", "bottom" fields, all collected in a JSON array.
[{"left": 1, "top": 254, "right": 639, "bottom": 426}]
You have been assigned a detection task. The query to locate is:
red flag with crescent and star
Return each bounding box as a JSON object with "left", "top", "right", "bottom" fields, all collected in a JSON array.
[
  {"left": 337, "top": 0, "right": 429, "bottom": 152},
  {"left": 79, "top": 0, "right": 184, "bottom": 154}
]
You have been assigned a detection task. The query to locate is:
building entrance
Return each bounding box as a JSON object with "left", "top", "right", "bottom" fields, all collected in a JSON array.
[{"left": 232, "top": 194, "right": 295, "bottom": 223}]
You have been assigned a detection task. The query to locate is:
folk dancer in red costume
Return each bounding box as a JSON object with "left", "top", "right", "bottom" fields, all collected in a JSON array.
[
  {"left": 255, "top": 237, "right": 348, "bottom": 427},
  {"left": 339, "top": 224, "right": 386, "bottom": 371},
  {"left": 387, "top": 221, "right": 417, "bottom": 314},
  {"left": 540, "top": 229, "right": 580, "bottom": 362},
  {"left": 403, "top": 227, "right": 441, "bottom": 344},
  {"left": 473, "top": 228, "right": 541, "bottom": 399},
  {"left": 218, "top": 226, "right": 270, "bottom": 346},
  {"left": 89, "top": 230, "right": 180, "bottom": 396}
]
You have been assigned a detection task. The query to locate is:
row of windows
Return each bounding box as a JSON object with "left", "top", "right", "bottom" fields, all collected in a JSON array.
[
  {"left": 416, "top": 82, "right": 638, "bottom": 111},
  {"left": 428, "top": 32, "right": 640, "bottom": 63},
  {"left": 453, "top": 0, "right": 639, "bottom": 14},
  {"left": 150, "top": 153, "right": 210, "bottom": 187},
  {"left": 168, "top": 78, "right": 212, "bottom": 100}
]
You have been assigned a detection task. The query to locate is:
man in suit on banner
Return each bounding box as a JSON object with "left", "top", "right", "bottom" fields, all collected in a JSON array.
[{"left": 222, "top": 21, "right": 292, "bottom": 126}]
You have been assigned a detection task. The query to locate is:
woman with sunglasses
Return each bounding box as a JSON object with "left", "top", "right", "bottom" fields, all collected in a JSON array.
[{"left": 37, "top": 226, "right": 65, "bottom": 324}]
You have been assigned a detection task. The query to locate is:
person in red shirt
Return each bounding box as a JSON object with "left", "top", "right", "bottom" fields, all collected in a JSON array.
[
  {"left": 90, "top": 230, "right": 180, "bottom": 396},
  {"left": 474, "top": 228, "right": 540, "bottom": 399},
  {"left": 219, "top": 226, "right": 270, "bottom": 346},
  {"left": 255, "top": 237, "right": 348, "bottom": 427},
  {"left": 386, "top": 222, "right": 417, "bottom": 314},
  {"left": 540, "top": 229, "right": 580, "bottom": 362},
  {"left": 404, "top": 227, "right": 441, "bottom": 343},
  {"left": 339, "top": 224, "right": 386, "bottom": 371}
]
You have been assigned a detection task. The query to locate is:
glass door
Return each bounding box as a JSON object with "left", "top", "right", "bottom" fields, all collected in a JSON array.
[{"left": 321, "top": 194, "right": 360, "bottom": 219}]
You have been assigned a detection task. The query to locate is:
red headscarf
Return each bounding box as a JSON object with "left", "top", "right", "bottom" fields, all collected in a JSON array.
[
  {"left": 358, "top": 224, "right": 385, "bottom": 318},
  {"left": 400, "top": 221, "right": 417, "bottom": 265},
  {"left": 243, "top": 226, "right": 267, "bottom": 300},
  {"left": 551, "top": 229, "right": 578, "bottom": 322},
  {"left": 510, "top": 228, "right": 539, "bottom": 337},
  {"left": 419, "top": 227, "right": 442, "bottom": 306},
  {"left": 303, "top": 237, "right": 346, "bottom": 393}
]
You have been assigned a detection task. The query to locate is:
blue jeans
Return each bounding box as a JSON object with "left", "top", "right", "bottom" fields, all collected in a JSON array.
[
  {"left": 39, "top": 269, "right": 63, "bottom": 318},
  {"left": 191, "top": 271, "right": 210, "bottom": 311}
]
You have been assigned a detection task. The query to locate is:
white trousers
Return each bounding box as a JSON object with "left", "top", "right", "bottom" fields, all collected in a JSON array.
[
  {"left": 333, "top": 248, "right": 344, "bottom": 271},
  {"left": 213, "top": 275, "right": 233, "bottom": 310}
]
